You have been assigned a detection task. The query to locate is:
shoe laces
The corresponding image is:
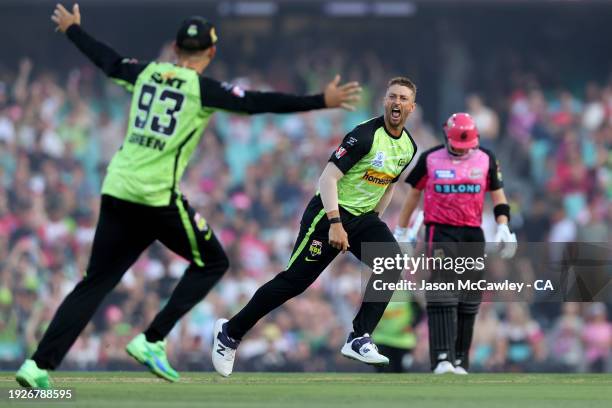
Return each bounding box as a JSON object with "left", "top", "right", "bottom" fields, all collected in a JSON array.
[{"left": 353, "top": 334, "right": 378, "bottom": 354}]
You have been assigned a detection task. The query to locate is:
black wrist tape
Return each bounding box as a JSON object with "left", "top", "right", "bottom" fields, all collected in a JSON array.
[{"left": 494, "top": 203, "right": 511, "bottom": 221}]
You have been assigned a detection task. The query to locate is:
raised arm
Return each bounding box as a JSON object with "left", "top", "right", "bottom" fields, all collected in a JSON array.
[
  {"left": 199, "top": 75, "right": 361, "bottom": 114},
  {"left": 52, "top": 4, "right": 146, "bottom": 88}
]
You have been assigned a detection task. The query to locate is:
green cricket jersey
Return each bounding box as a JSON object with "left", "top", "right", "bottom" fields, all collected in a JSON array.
[
  {"left": 65, "top": 24, "right": 326, "bottom": 206},
  {"left": 102, "top": 62, "right": 212, "bottom": 205},
  {"left": 328, "top": 116, "right": 417, "bottom": 215}
]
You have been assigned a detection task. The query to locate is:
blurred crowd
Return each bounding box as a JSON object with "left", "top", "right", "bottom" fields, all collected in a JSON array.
[{"left": 0, "top": 40, "right": 610, "bottom": 373}]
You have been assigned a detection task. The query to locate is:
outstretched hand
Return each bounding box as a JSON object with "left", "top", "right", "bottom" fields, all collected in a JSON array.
[
  {"left": 51, "top": 3, "right": 81, "bottom": 33},
  {"left": 324, "top": 75, "right": 362, "bottom": 111}
]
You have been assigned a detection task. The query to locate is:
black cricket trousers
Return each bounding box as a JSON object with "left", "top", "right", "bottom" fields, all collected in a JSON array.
[
  {"left": 424, "top": 223, "right": 485, "bottom": 370},
  {"left": 32, "top": 194, "right": 229, "bottom": 369},
  {"left": 226, "top": 195, "right": 403, "bottom": 341}
]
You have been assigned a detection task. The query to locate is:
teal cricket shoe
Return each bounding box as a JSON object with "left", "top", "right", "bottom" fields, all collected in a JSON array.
[
  {"left": 15, "top": 359, "right": 51, "bottom": 389},
  {"left": 126, "top": 333, "right": 180, "bottom": 383}
]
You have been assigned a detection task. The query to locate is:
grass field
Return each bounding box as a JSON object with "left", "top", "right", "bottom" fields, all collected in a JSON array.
[{"left": 2, "top": 372, "right": 612, "bottom": 408}]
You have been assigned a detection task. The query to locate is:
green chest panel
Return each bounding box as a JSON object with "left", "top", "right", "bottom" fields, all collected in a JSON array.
[{"left": 338, "top": 127, "right": 416, "bottom": 215}]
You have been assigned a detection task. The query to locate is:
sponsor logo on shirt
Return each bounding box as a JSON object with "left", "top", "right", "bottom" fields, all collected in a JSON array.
[
  {"left": 434, "top": 169, "right": 456, "bottom": 179},
  {"left": 434, "top": 183, "right": 482, "bottom": 194},
  {"left": 469, "top": 168, "right": 483, "bottom": 179},
  {"left": 335, "top": 146, "right": 347, "bottom": 159},
  {"left": 346, "top": 136, "right": 358, "bottom": 146},
  {"left": 371, "top": 151, "right": 385, "bottom": 168},
  {"left": 362, "top": 170, "right": 394, "bottom": 186}
]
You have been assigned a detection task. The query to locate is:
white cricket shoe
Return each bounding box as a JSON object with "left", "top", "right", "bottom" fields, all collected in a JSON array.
[
  {"left": 341, "top": 333, "right": 389, "bottom": 365},
  {"left": 211, "top": 319, "right": 239, "bottom": 377},
  {"left": 433, "top": 361, "right": 456, "bottom": 374},
  {"left": 454, "top": 366, "right": 469, "bottom": 375}
]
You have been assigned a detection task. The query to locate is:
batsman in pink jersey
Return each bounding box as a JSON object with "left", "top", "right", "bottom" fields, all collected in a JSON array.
[{"left": 395, "top": 112, "right": 517, "bottom": 375}]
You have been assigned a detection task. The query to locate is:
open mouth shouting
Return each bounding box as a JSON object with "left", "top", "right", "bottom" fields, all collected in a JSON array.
[{"left": 390, "top": 106, "right": 402, "bottom": 122}]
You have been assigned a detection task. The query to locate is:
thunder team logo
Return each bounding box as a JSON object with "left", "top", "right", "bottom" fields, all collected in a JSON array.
[
  {"left": 309, "top": 240, "right": 322, "bottom": 257},
  {"left": 371, "top": 151, "right": 385, "bottom": 168}
]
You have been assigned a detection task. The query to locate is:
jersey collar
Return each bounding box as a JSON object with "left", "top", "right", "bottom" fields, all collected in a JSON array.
[{"left": 380, "top": 115, "right": 404, "bottom": 140}]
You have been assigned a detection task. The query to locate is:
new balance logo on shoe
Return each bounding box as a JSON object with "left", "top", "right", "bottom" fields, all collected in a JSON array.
[
  {"left": 217, "top": 344, "right": 226, "bottom": 356},
  {"left": 212, "top": 319, "right": 237, "bottom": 377},
  {"left": 340, "top": 333, "right": 389, "bottom": 366}
]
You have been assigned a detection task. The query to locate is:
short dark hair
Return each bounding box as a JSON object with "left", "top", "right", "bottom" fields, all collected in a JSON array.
[{"left": 387, "top": 77, "right": 417, "bottom": 97}]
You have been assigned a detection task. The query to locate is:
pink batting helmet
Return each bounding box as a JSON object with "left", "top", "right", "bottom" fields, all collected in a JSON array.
[{"left": 443, "top": 112, "right": 479, "bottom": 150}]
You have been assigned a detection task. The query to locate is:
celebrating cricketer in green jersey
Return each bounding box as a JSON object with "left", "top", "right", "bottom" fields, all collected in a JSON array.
[
  {"left": 15, "top": 3, "right": 361, "bottom": 389},
  {"left": 212, "top": 77, "right": 418, "bottom": 377}
]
